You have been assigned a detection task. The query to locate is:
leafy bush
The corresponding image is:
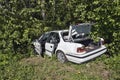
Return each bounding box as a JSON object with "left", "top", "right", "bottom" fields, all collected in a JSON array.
[
  {"left": 0, "top": 1, "right": 119, "bottom": 80},
  {"left": 0, "top": 0, "right": 120, "bottom": 56}
]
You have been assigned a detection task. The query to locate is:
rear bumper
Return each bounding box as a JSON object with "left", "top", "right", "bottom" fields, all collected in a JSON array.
[{"left": 65, "top": 46, "right": 107, "bottom": 64}]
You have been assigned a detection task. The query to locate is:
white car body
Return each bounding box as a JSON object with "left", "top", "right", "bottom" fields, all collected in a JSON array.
[{"left": 33, "top": 23, "right": 107, "bottom": 64}]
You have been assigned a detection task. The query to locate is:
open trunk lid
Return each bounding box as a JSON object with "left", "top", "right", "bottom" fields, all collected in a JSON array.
[{"left": 68, "top": 23, "right": 92, "bottom": 41}]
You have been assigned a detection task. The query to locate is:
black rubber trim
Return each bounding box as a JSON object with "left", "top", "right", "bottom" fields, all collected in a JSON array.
[{"left": 66, "top": 48, "right": 107, "bottom": 59}]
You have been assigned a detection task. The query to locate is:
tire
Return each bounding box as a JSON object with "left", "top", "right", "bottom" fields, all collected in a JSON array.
[{"left": 56, "top": 51, "right": 67, "bottom": 63}]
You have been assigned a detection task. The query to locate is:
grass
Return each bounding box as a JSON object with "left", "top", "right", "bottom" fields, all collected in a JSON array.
[{"left": 0, "top": 54, "right": 120, "bottom": 80}]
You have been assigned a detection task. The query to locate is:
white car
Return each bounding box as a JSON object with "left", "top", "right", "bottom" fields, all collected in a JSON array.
[{"left": 32, "top": 23, "right": 107, "bottom": 64}]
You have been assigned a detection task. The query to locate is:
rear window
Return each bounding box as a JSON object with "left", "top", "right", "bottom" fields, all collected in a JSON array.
[{"left": 61, "top": 31, "right": 69, "bottom": 41}]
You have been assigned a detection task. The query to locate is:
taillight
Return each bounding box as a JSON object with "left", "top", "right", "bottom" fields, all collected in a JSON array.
[{"left": 77, "top": 47, "right": 85, "bottom": 53}]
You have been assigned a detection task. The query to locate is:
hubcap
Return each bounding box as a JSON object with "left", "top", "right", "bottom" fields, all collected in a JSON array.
[{"left": 57, "top": 52, "right": 66, "bottom": 63}]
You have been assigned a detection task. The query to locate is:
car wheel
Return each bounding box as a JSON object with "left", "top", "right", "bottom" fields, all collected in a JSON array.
[{"left": 57, "top": 51, "right": 67, "bottom": 63}]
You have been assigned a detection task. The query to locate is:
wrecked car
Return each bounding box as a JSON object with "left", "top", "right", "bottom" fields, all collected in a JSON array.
[{"left": 32, "top": 23, "right": 107, "bottom": 64}]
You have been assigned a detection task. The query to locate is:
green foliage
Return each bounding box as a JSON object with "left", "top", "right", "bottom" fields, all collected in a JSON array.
[
  {"left": 0, "top": 0, "right": 44, "bottom": 54},
  {"left": 0, "top": 0, "right": 119, "bottom": 55},
  {"left": 0, "top": 55, "right": 119, "bottom": 80},
  {"left": 0, "top": 0, "right": 120, "bottom": 79},
  {"left": 0, "top": 58, "right": 34, "bottom": 80}
]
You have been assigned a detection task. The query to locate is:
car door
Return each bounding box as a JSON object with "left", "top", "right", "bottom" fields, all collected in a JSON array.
[
  {"left": 33, "top": 32, "right": 50, "bottom": 55},
  {"left": 38, "top": 32, "right": 50, "bottom": 53},
  {"left": 33, "top": 39, "right": 42, "bottom": 55},
  {"left": 45, "top": 32, "right": 60, "bottom": 56}
]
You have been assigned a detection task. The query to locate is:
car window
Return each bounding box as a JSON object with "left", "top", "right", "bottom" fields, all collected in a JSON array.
[
  {"left": 47, "top": 32, "right": 60, "bottom": 43},
  {"left": 39, "top": 32, "right": 50, "bottom": 42},
  {"left": 61, "top": 31, "right": 69, "bottom": 41}
]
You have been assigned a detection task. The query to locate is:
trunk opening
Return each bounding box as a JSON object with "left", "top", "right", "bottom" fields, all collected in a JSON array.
[{"left": 74, "top": 39, "right": 100, "bottom": 52}]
